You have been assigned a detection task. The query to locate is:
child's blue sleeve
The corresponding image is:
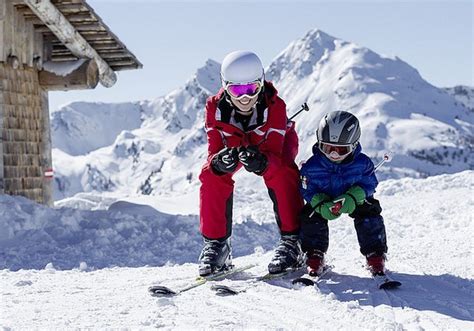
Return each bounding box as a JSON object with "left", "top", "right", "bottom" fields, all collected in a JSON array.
[{"left": 300, "top": 160, "right": 320, "bottom": 203}]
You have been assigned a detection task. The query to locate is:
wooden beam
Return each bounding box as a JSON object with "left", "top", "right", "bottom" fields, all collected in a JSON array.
[
  {"left": 111, "top": 65, "right": 140, "bottom": 71},
  {"left": 107, "top": 60, "right": 138, "bottom": 67},
  {"left": 39, "top": 58, "right": 99, "bottom": 91},
  {"left": 54, "top": 43, "right": 121, "bottom": 51},
  {"left": 27, "top": 13, "right": 96, "bottom": 25},
  {"left": 24, "top": 0, "right": 116, "bottom": 87},
  {"left": 51, "top": 54, "right": 78, "bottom": 61},
  {"left": 34, "top": 23, "right": 104, "bottom": 33}
]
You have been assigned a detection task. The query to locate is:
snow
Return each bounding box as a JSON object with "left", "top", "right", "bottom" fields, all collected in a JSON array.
[
  {"left": 445, "top": 85, "right": 474, "bottom": 112},
  {"left": 1, "top": 172, "right": 473, "bottom": 329},
  {"left": 1, "top": 28, "right": 473, "bottom": 329},
  {"left": 42, "top": 59, "right": 86, "bottom": 77}
]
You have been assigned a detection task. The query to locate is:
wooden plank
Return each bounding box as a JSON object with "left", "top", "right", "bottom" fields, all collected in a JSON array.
[
  {"left": 110, "top": 64, "right": 141, "bottom": 71},
  {"left": 11, "top": 1, "right": 19, "bottom": 64},
  {"left": 0, "top": 0, "right": 5, "bottom": 63},
  {"left": 54, "top": 43, "right": 121, "bottom": 51},
  {"left": 27, "top": 12, "right": 96, "bottom": 24},
  {"left": 43, "top": 39, "right": 53, "bottom": 61},
  {"left": 3, "top": 0, "right": 14, "bottom": 63},
  {"left": 50, "top": 54, "right": 78, "bottom": 61},
  {"left": 97, "top": 52, "right": 133, "bottom": 59},
  {"left": 16, "top": 4, "right": 26, "bottom": 65},
  {"left": 107, "top": 60, "right": 138, "bottom": 66},
  {"left": 26, "top": 11, "right": 36, "bottom": 67},
  {"left": 39, "top": 88, "right": 53, "bottom": 206},
  {"left": 39, "top": 59, "right": 99, "bottom": 90},
  {"left": 34, "top": 23, "right": 104, "bottom": 33},
  {"left": 34, "top": 31, "right": 44, "bottom": 69}
]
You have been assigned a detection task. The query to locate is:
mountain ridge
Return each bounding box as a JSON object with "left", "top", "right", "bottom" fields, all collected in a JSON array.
[{"left": 50, "top": 29, "right": 473, "bottom": 203}]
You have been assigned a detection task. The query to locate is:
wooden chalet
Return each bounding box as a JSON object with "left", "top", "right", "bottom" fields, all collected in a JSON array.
[{"left": 0, "top": 0, "right": 142, "bottom": 205}]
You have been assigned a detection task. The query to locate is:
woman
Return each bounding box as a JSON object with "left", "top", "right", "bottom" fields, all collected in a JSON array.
[{"left": 198, "top": 50, "right": 304, "bottom": 276}]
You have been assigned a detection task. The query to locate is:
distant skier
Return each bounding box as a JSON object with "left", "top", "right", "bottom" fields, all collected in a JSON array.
[
  {"left": 198, "top": 50, "right": 304, "bottom": 276},
  {"left": 299, "top": 111, "right": 389, "bottom": 277}
]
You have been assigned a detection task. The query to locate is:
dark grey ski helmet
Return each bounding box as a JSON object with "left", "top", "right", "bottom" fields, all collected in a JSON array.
[{"left": 316, "top": 111, "right": 361, "bottom": 146}]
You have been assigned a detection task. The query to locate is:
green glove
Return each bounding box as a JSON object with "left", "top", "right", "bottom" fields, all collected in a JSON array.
[
  {"left": 317, "top": 201, "right": 341, "bottom": 221},
  {"left": 333, "top": 186, "right": 366, "bottom": 214},
  {"left": 310, "top": 193, "right": 330, "bottom": 209},
  {"left": 347, "top": 186, "right": 366, "bottom": 205}
]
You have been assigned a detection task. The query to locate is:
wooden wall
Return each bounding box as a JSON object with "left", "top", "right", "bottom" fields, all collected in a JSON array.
[
  {"left": 0, "top": 63, "right": 47, "bottom": 204},
  {"left": 0, "top": 1, "right": 53, "bottom": 205},
  {"left": 0, "top": 0, "right": 44, "bottom": 68}
]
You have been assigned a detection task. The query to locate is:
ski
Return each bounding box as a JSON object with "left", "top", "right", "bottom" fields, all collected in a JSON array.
[
  {"left": 210, "top": 265, "right": 306, "bottom": 296},
  {"left": 148, "top": 263, "right": 257, "bottom": 297},
  {"left": 256, "top": 265, "right": 305, "bottom": 281},
  {"left": 372, "top": 272, "right": 402, "bottom": 290},
  {"left": 291, "top": 264, "right": 334, "bottom": 287}
]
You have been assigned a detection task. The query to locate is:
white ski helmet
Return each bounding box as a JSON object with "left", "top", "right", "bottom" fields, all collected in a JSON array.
[{"left": 221, "top": 51, "right": 264, "bottom": 86}]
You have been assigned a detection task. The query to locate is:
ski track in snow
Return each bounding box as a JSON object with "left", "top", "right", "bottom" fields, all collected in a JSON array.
[{"left": 1, "top": 172, "right": 473, "bottom": 329}]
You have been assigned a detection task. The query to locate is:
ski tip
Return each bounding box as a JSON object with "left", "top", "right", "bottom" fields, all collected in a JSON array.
[
  {"left": 148, "top": 285, "right": 177, "bottom": 297},
  {"left": 291, "top": 277, "right": 315, "bottom": 287},
  {"left": 210, "top": 284, "right": 240, "bottom": 296},
  {"left": 379, "top": 280, "right": 402, "bottom": 290}
]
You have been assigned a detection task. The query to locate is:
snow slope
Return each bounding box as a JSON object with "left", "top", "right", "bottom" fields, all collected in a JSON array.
[
  {"left": 51, "top": 101, "right": 143, "bottom": 156},
  {"left": 51, "top": 29, "right": 473, "bottom": 205},
  {"left": 445, "top": 85, "right": 474, "bottom": 112},
  {"left": 1, "top": 172, "right": 473, "bottom": 329}
]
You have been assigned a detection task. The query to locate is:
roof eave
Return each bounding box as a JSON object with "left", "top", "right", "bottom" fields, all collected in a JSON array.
[{"left": 24, "top": 0, "right": 117, "bottom": 87}]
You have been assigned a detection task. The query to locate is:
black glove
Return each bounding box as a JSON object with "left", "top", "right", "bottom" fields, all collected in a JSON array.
[
  {"left": 238, "top": 145, "right": 268, "bottom": 175},
  {"left": 211, "top": 147, "right": 239, "bottom": 174}
]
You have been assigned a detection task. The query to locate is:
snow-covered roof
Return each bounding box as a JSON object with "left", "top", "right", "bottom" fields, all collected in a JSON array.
[{"left": 14, "top": 0, "right": 142, "bottom": 72}]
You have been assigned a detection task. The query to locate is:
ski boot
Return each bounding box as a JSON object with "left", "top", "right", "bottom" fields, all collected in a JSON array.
[
  {"left": 268, "top": 234, "right": 303, "bottom": 274},
  {"left": 305, "top": 249, "right": 325, "bottom": 276},
  {"left": 198, "top": 238, "right": 232, "bottom": 276},
  {"left": 366, "top": 251, "right": 386, "bottom": 276}
]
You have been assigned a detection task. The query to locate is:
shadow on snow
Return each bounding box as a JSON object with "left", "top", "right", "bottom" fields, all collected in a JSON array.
[{"left": 318, "top": 272, "right": 474, "bottom": 322}]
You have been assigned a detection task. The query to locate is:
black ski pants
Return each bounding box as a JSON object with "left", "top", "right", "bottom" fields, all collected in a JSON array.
[{"left": 299, "top": 197, "right": 388, "bottom": 256}]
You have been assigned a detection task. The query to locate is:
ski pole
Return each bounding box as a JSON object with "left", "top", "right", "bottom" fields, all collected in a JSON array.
[
  {"left": 253, "top": 103, "right": 311, "bottom": 148},
  {"left": 374, "top": 151, "right": 393, "bottom": 173},
  {"left": 288, "top": 102, "right": 310, "bottom": 122}
]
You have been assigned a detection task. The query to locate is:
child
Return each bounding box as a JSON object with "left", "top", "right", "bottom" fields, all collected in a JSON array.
[{"left": 299, "top": 110, "right": 388, "bottom": 276}]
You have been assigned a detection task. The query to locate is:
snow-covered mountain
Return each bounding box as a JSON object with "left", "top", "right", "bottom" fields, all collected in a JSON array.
[
  {"left": 1, "top": 172, "right": 473, "bottom": 328},
  {"left": 51, "top": 29, "right": 473, "bottom": 203},
  {"left": 51, "top": 101, "right": 144, "bottom": 156},
  {"left": 52, "top": 59, "right": 221, "bottom": 201},
  {"left": 444, "top": 85, "right": 474, "bottom": 112},
  {"left": 266, "top": 30, "right": 472, "bottom": 176}
]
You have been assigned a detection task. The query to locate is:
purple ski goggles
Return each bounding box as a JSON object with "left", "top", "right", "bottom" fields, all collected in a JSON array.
[{"left": 225, "top": 81, "right": 262, "bottom": 99}]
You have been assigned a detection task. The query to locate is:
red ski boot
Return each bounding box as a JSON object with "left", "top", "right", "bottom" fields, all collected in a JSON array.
[
  {"left": 306, "top": 249, "right": 325, "bottom": 276},
  {"left": 366, "top": 252, "right": 386, "bottom": 276}
]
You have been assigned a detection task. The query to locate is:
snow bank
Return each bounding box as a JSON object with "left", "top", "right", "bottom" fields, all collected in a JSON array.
[
  {"left": 0, "top": 196, "right": 278, "bottom": 271},
  {"left": 1, "top": 172, "right": 473, "bottom": 330}
]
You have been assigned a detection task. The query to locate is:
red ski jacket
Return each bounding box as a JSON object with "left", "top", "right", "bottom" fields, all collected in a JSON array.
[{"left": 204, "top": 81, "right": 299, "bottom": 176}]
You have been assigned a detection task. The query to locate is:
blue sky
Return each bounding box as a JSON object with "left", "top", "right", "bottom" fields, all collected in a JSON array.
[{"left": 49, "top": 0, "right": 473, "bottom": 111}]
